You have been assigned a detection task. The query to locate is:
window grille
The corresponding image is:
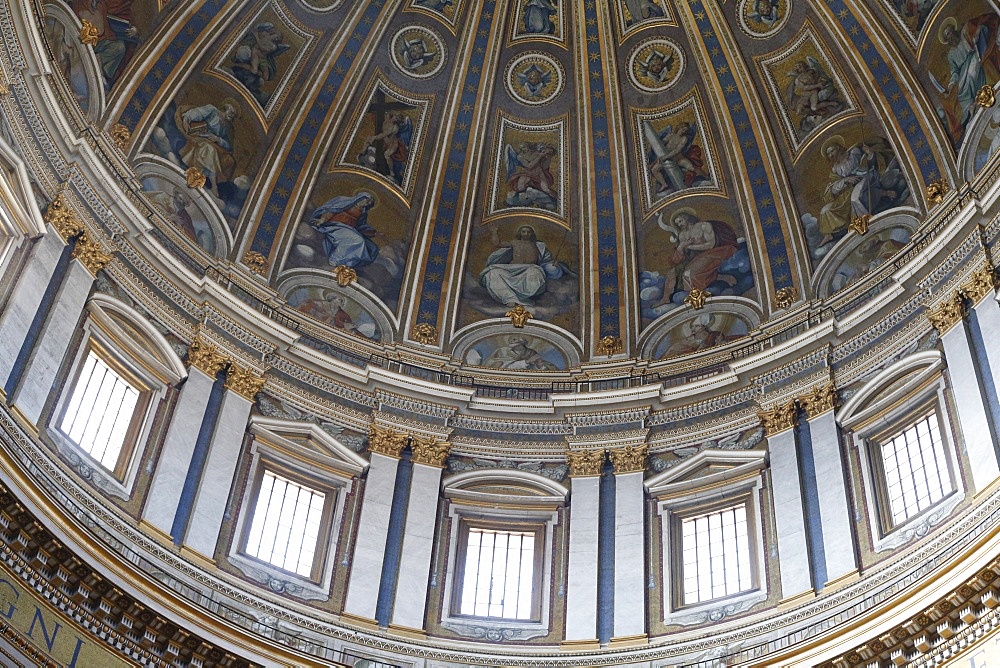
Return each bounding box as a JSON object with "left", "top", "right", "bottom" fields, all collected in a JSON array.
[
  {"left": 59, "top": 350, "right": 141, "bottom": 472},
  {"left": 680, "top": 504, "right": 753, "bottom": 605},
  {"left": 244, "top": 471, "right": 325, "bottom": 577},
  {"left": 878, "top": 411, "right": 953, "bottom": 527},
  {"left": 459, "top": 527, "right": 536, "bottom": 620}
]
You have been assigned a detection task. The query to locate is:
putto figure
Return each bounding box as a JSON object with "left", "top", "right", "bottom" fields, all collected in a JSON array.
[
  {"left": 643, "top": 120, "right": 710, "bottom": 198},
  {"left": 400, "top": 36, "right": 436, "bottom": 70},
  {"left": 229, "top": 22, "right": 290, "bottom": 107},
  {"left": 308, "top": 192, "right": 380, "bottom": 268}
]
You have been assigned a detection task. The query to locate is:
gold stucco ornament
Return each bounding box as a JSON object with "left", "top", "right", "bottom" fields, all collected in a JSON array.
[
  {"left": 71, "top": 233, "right": 112, "bottom": 276},
  {"left": 242, "top": 250, "right": 268, "bottom": 275},
  {"left": 110, "top": 123, "right": 131, "bottom": 152},
  {"left": 79, "top": 20, "right": 100, "bottom": 46},
  {"left": 224, "top": 363, "right": 267, "bottom": 401},
  {"left": 367, "top": 424, "right": 408, "bottom": 458},
  {"left": 977, "top": 84, "right": 996, "bottom": 108},
  {"left": 410, "top": 435, "right": 451, "bottom": 467},
  {"left": 185, "top": 166, "right": 207, "bottom": 189},
  {"left": 684, "top": 288, "right": 710, "bottom": 310},
  {"left": 849, "top": 213, "right": 870, "bottom": 236},
  {"left": 798, "top": 382, "right": 838, "bottom": 419},
  {"left": 44, "top": 192, "right": 84, "bottom": 242},
  {"left": 926, "top": 178, "right": 949, "bottom": 205},
  {"left": 505, "top": 304, "right": 533, "bottom": 327},
  {"left": 186, "top": 335, "right": 228, "bottom": 377},
  {"left": 333, "top": 264, "right": 357, "bottom": 287},
  {"left": 565, "top": 449, "right": 605, "bottom": 477},
  {"left": 927, "top": 292, "right": 966, "bottom": 334},
  {"left": 609, "top": 444, "right": 648, "bottom": 473},
  {"left": 960, "top": 264, "right": 998, "bottom": 305},
  {"left": 597, "top": 334, "right": 623, "bottom": 357},
  {"left": 412, "top": 322, "right": 438, "bottom": 345},
  {"left": 757, "top": 399, "right": 798, "bottom": 436},
  {"left": 774, "top": 286, "right": 798, "bottom": 309}
]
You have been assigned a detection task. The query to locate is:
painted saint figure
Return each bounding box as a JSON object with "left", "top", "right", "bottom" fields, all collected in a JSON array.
[
  {"left": 364, "top": 111, "right": 412, "bottom": 185},
  {"left": 229, "top": 22, "right": 290, "bottom": 107},
  {"left": 786, "top": 57, "right": 842, "bottom": 133},
  {"left": 178, "top": 99, "right": 240, "bottom": 199},
  {"left": 935, "top": 13, "right": 1000, "bottom": 147},
  {"left": 70, "top": 0, "right": 137, "bottom": 88},
  {"left": 656, "top": 208, "right": 739, "bottom": 304},
  {"left": 308, "top": 192, "right": 380, "bottom": 268},
  {"left": 625, "top": 0, "right": 666, "bottom": 24},
  {"left": 505, "top": 142, "right": 558, "bottom": 210},
  {"left": 816, "top": 136, "right": 908, "bottom": 245},
  {"left": 663, "top": 314, "right": 734, "bottom": 357},
  {"left": 523, "top": 0, "right": 557, "bottom": 34},
  {"left": 479, "top": 225, "right": 565, "bottom": 306},
  {"left": 483, "top": 336, "right": 558, "bottom": 370}
]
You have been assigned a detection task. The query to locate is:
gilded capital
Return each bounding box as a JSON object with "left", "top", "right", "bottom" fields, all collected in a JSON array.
[
  {"left": 186, "top": 336, "right": 228, "bottom": 377},
  {"left": 368, "top": 424, "right": 408, "bottom": 459},
  {"left": 566, "top": 449, "right": 605, "bottom": 477},
  {"left": 410, "top": 435, "right": 451, "bottom": 467},
  {"left": 758, "top": 400, "right": 798, "bottom": 436},
  {"left": 225, "top": 363, "right": 266, "bottom": 401},
  {"left": 609, "top": 443, "right": 648, "bottom": 474},
  {"left": 960, "top": 265, "right": 998, "bottom": 306},
  {"left": 72, "top": 233, "right": 112, "bottom": 276},
  {"left": 798, "top": 383, "right": 838, "bottom": 419},
  {"left": 44, "top": 193, "right": 84, "bottom": 242},
  {"left": 927, "top": 293, "right": 965, "bottom": 334}
]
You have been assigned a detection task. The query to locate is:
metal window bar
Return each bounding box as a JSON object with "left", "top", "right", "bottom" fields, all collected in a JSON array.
[
  {"left": 245, "top": 471, "right": 325, "bottom": 577},
  {"left": 681, "top": 505, "right": 751, "bottom": 605},
  {"left": 880, "top": 412, "right": 952, "bottom": 526},
  {"left": 59, "top": 351, "right": 140, "bottom": 471},
  {"left": 460, "top": 528, "right": 535, "bottom": 620}
]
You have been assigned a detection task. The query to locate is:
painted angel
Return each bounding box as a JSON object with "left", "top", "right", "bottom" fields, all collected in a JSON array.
[
  {"left": 401, "top": 37, "right": 436, "bottom": 70},
  {"left": 364, "top": 112, "right": 413, "bottom": 185},
  {"left": 786, "top": 56, "right": 842, "bottom": 132},
  {"left": 638, "top": 49, "right": 675, "bottom": 84},
  {"left": 517, "top": 64, "right": 551, "bottom": 97},
  {"left": 505, "top": 143, "right": 558, "bottom": 210},
  {"left": 643, "top": 120, "right": 709, "bottom": 196}
]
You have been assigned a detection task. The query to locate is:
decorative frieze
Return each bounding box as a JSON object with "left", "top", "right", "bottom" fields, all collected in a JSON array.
[
  {"left": 959, "top": 264, "right": 998, "bottom": 305},
  {"left": 609, "top": 443, "right": 648, "bottom": 474},
  {"left": 187, "top": 335, "right": 229, "bottom": 377},
  {"left": 926, "top": 292, "right": 965, "bottom": 334},
  {"left": 798, "top": 382, "right": 837, "bottom": 419},
  {"left": 225, "top": 363, "right": 267, "bottom": 401},
  {"left": 566, "top": 449, "right": 605, "bottom": 477},
  {"left": 757, "top": 400, "right": 798, "bottom": 436},
  {"left": 71, "top": 233, "right": 112, "bottom": 276},
  {"left": 368, "top": 424, "right": 408, "bottom": 458},
  {"left": 410, "top": 435, "right": 450, "bottom": 467}
]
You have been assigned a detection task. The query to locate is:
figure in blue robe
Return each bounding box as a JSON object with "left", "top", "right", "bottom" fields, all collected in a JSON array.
[
  {"left": 523, "top": 0, "right": 557, "bottom": 34},
  {"left": 308, "top": 192, "right": 379, "bottom": 268}
]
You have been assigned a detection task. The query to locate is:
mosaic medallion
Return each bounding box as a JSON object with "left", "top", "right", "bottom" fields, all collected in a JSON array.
[
  {"left": 627, "top": 38, "right": 683, "bottom": 93},
  {"left": 505, "top": 52, "right": 564, "bottom": 106},
  {"left": 737, "top": 0, "right": 790, "bottom": 38},
  {"left": 390, "top": 25, "right": 446, "bottom": 79}
]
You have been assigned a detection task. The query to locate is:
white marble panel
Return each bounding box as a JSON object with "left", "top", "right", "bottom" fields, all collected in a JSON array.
[
  {"left": 613, "top": 470, "right": 645, "bottom": 638},
  {"left": 0, "top": 228, "right": 63, "bottom": 387},
  {"left": 12, "top": 259, "right": 91, "bottom": 425},
  {"left": 183, "top": 390, "right": 253, "bottom": 557},
  {"left": 564, "top": 476, "right": 600, "bottom": 642},
  {"left": 769, "top": 428, "right": 812, "bottom": 598},
  {"left": 343, "top": 453, "right": 399, "bottom": 620},
  {"left": 806, "top": 409, "right": 856, "bottom": 583},
  {"left": 942, "top": 324, "right": 1000, "bottom": 491},
  {"left": 141, "top": 367, "right": 215, "bottom": 535},
  {"left": 391, "top": 462, "right": 443, "bottom": 629}
]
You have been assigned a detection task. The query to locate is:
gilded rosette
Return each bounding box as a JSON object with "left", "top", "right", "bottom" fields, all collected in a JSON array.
[
  {"left": 609, "top": 443, "right": 648, "bottom": 474},
  {"left": 412, "top": 322, "right": 438, "bottom": 345},
  {"left": 110, "top": 123, "right": 131, "bottom": 152},
  {"left": 410, "top": 436, "right": 451, "bottom": 467}
]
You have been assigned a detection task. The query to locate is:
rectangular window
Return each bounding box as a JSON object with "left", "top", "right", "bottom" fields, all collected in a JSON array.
[
  {"left": 59, "top": 350, "right": 144, "bottom": 476},
  {"left": 243, "top": 470, "right": 326, "bottom": 578},
  {"left": 457, "top": 526, "right": 540, "bottom": 621},
  {"left": 877, "top": 411, "right": 954, "bottom": 529},
  {"left": 680, "top": 504, "right": 753, "bottom": 605}
]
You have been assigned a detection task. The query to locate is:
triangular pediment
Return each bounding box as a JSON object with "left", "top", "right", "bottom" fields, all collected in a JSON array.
[
  {"left": 249, "top": 416, "right": 369, "bottom": 477},
  {"left": 645, "top": 449, "right": 766, "bottom": 495}
]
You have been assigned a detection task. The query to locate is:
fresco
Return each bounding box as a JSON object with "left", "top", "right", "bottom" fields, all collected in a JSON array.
[
  {"left": 797, "top": 127, "right": 911, "bottom": 263},
  {"left": 653, "top": 312, "right": 751, "bottom": 359},
  {"left": 758, "top": 27, "right": 857, "bottom": 151},
  {"left": 287, "top": 177, "right": 411, "bottom": 313},
  {"left": 881, "top": 0, "right": 944, "bottom": 42},
  {"left": 922, "top": 3, "right": 1000, "bottom": 150},
  {"left": 285, "top": 285, "right": 382, "bottom": 341},
  {"left": 505, "top": 52, "right": 564, "bottom": 106},
  {"left": 613, "top": 0, "right": 672, "bottom": 34},
  {"left": 460, "top": 218, "right": 579, "bottom": 331},
  {"left": 334, "top": 79, "right": 431, "bottom": 196},
  {"left": 737, "top": 0, "right": 789, "bottom": 38},
  {"left": 637, "top": 199, "right": 755, "bottom": 325},
  {"left": 390, "top": 26, "right": 446, "bottom": 79},
  {"left": 61, "top": 0, "right": 161, "bottom": 91},
  {"left": 408, "top": 0, "right": 463, "bottom": 24},
  {"left": 140, "top": 173, "right": 219, "bottom": 254},
  {"left": 487, "top": 115, "right": 567, "bottom": 220},
  {"left": 463, "top": 333, "right": 567, "bottom": 370},
  {"left": 210, "top": 3, "right": 315, "bottom": 124},
  {"left": 627, "top": 38, "right": 683, "bottom": 93},
  {"left": 44, "top": 8, "right": 93, "bottom": 115},
  {"left": 512, "top": 0, "right": 562, "bottom": 41},
  {"left": 144, "top": 80, "right": 264, "bottom": 222},
  {"left": 973, "top": 105, "right": 1000, "bottom": 173},
  {"left": 633, "top": 93, "right": 719, "bottom": 212},
  {"left": 827, "top": 227, "right": 911, "bottom": 293}
]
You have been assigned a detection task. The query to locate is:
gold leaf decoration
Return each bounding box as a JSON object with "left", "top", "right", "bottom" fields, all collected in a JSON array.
[
  {"left": 774, "top": 286, "right": 798, "bottom": 309},
  {"left": 684, "top": 288, "right": 710, "bottom": 310},
  {"left": 977, "top": 84, "right": 996, "bottom": 108},
  {"left": 505, "top": 304, "right": 533, "bottom": 328},
  {"left": 185, "top": 166, "right": 207, "bottom": 189},
  {"left": 242, "top": 250, "right": 268, "bottom": 276},
  {"left": 71, "top": 233, "right": 112, "bottom": 276},
  {"left": 186, "top": 335, "right": 228, "bottom": 377},
  {"left": 412, "top": 322, "right": 438, "bottom": 345},
  {"left": 368, "top": 424, "right": 408, "bottom": 459},
  {"left": 926, "top": 292, "right": 965, "bottom": 334},
  {"left": 798, "top": 383, "right": 837, "bottom": 419},
  {"left": 597, "top": 335, "right": 623, "bottom": 357},
  {"left": 926, "top": 179, "right": 950, "bottom": 205},
  {"left": 609, "top": 444, "right": 648, "bottom": 474},
  {"left": 849, "top": 214, "right": 870, "bottom": 236},
  {"left": 79, "top": 20, "right": 100, "bottom": 46},
  {"left": 410, "top": 435, "right": 451, "bottom": 467},
  {"left": 566, "top": 449, "right": 605, "bottom": 477},
  {"left": 757, "top": 399, "right": 798, "bottom": 436},
  {"left": 44, "top": 192, "right": 84, "bottom": 242},
  {"left": 110, "top": 123, "right": 131, "bottom": 152},
  {"left": 959, "top": 264, "right": 998, "bottom": 306},
  {"left": 333, "top": 264, "right": 357, "bottom": 287},
  {"left": 224, "top": 363, "right": 267, "bottom": 401}
]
